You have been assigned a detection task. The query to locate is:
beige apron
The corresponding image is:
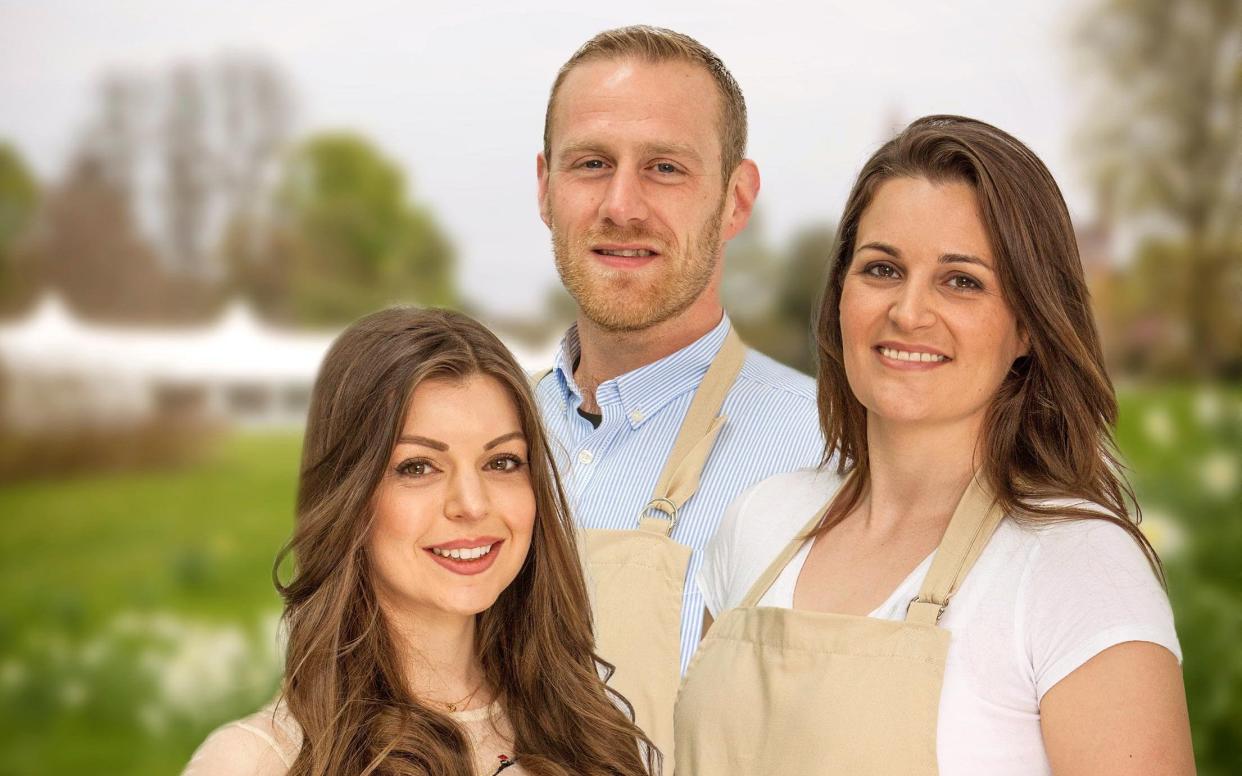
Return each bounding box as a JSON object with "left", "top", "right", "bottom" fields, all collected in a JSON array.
[
  {"left": 536, "top": 328, "right": 746, "bottom": 764},
  {"left": 674, "top": 473, "right": 1004, "bottom": 776}
]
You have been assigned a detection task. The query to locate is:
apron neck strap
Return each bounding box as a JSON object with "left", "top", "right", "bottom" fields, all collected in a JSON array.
[
  {"left": 639, "top": 326, "right": 746, "bottom": 537},
  {"left": 738, "top": 490, "right": 838, "bottom": 608},
  {"left": 736, "top": 470, "right": 1004, "bottom": 623},
  {"left": 904, "top": 474, "right": 1005, "bottom": 626}
]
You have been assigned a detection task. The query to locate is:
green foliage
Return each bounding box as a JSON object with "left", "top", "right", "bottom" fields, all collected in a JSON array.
[
  {"left": 728, "top": 219, "right": 835, "bottom": 375},
  {"left": 267, "top": 132, "right": 458, "bottom": 325},
  {"left": 1114, "top": 384, "right": 1242, "bottom": 775},
  {"left": 1074, "top": 0, "right": 1242, "bottom": 377},
  {"left": 0, "top": 433, "right": 299, "bottom": 774},
  {"left": 0, "top": 142, "right": 39, "bottom": 304}
]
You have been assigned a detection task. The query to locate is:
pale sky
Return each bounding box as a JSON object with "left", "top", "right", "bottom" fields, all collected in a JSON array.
[{"left": 0, "top": 0, "right": 1093, "bottom": 316}]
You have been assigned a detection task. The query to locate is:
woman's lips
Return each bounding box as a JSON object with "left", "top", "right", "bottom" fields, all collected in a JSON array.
[
  {"left": 424, "top": 540, "right": 503, "bottom": 576},
  {"left": 874, "top": 345, "right": 952, "bottom": 371}
]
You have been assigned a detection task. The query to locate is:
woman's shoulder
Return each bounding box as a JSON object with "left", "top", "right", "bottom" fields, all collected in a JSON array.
[
  {"left": 715, "top": 466, "right": 842, "bottom": 553},
  {"left": 983, "top": 508, "right": 1179, "bottom": 698},
  {"left": 699, "top": 467, "right": 843, "bottom": 615},
  {"left": 1002, "top": 500, "right": 1159, "bottom": 573},
  {"left": 182, "top": 700, "right": 301, "bottom": 776},
  {"left": 732, "top": 466, "right": 843, "bottom": 524}
]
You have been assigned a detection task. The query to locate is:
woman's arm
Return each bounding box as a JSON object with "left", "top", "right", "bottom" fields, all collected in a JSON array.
[{"left": 1040, "top": 641, "right": 1194, "bottom": 776}]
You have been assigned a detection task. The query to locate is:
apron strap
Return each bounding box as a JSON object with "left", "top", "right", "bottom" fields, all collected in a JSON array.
[
  {"left": 736, "top": 470, "right": 1004, "bottom": 621},
  {"left": 738, "top": 494, "right": 837, "bottom": 609},
  {"left": 638, "top": 327, "right": 747, "bottom": 537},
  {"left": 905, "top": 474, "right": 1005, "bottom": 626}
]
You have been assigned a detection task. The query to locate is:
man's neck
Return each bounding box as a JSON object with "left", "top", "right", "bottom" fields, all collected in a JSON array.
[{"left": 574, "top": 300, "right": 724, "bottom": 414}]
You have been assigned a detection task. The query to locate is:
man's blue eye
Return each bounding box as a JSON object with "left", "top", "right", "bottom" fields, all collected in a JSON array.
[
  {"left": 583, "top": 160, "right": 605, "bottom": 169},
  {"left": 655, "top": 163, "right": 677, "bottom": 174}
]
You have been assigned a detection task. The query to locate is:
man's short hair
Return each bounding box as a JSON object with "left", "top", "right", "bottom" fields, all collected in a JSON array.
[{"left": 542, "top": 25, "right": 748, "bottom": 182}]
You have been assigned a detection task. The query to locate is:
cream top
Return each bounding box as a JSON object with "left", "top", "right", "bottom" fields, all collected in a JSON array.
[{"left": 183, "top": 697, "right": 527, "bottom": 776}]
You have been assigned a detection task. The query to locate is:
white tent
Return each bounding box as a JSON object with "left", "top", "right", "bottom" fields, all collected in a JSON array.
[{"left": 0, "top": 294, "right": 562, "bottom": 431}]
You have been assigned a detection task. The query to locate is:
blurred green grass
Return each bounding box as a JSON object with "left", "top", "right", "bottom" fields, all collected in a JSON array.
[
  {"left": 0, "top": 385, "right": 1238, "bottom": 774},
  {"left": 0, "top": 433, "right": 300, "bottom": 775}
]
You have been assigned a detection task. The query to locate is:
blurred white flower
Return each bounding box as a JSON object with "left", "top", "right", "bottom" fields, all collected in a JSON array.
[
  {"left": 138, "top": 702, "right": 168, "bottom": 735},
  {"left": 1193, "top": 388, "right": 1222, "bottom": 426},
  {"left": 158, "top": 623, "right": 250, "bottom": 716},
  {"left": 1142, "top": 406, "right": 1176, "bottom": 446},
  {"left": 1200, "top": 450, "right": 1238, "bottom": 498},
  {"left": 102, "top": 609, "right": 284, "bottom": 722},
  {"left": 60, "top": 680, "right": 88, "bottom": 708},
  {"left": 0, "top": 659, "right": 27, "bottom": 691},
  {"left": 1140, "top": 509, "right": 1186, "bottom": 558}
]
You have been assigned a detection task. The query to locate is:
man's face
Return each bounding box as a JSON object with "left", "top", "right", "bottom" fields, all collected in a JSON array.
[{"left": 538, "top": 58, "right": 732, "bottom": 332}]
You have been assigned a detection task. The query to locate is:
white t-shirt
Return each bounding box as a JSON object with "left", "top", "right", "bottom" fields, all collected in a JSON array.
[{"left": 696, "top": 468, "right": 1181, "bottom": 776}]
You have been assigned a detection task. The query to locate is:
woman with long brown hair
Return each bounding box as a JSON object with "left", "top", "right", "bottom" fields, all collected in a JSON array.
[
  {"left": 185, "top": 307, "right": 657, "bottom": 775},
  {"left": 676, "top": 116, "right": 1194, "bottom": 774}
]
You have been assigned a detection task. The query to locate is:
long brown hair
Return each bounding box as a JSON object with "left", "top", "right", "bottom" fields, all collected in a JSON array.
[
  {"left": 274, "top": 306, "right": 658, "bottom": 775},
  {"left": 813, "top": 115, "right": 1160, "bottom": 576}
]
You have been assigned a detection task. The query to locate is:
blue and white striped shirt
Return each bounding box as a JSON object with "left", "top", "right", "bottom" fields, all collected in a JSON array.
[{"left": 534, "top": 313, "right": 824, "bottom": 672}]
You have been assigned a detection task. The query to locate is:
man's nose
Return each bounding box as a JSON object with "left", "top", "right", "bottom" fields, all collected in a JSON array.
[
  {"left": 443, "top": 468, "right": 490, "bottom": 521},
  {"left": 598, "top": 166, "right": 649, "bottom": 225}
]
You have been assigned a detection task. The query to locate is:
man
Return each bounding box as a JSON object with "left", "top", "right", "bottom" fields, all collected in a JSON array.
[{"left": 533, "top": 26, "right": 823, "bottom": 757}]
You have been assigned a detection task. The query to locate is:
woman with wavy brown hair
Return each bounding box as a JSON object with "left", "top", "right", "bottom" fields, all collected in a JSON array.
[
  {"left": 677, "top": 116, "right": 1193, "bottom": 775},
  {"left": 185, "top": 306, "right": 657, "bottom": 776}
]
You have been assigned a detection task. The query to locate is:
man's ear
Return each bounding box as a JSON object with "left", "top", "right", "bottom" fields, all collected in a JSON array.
[
  {"left": 721, "top": 159, "right": 760, "bottom": 242},
  {"left": 536, "top": 152, "right": 551, "bottom": 228}
]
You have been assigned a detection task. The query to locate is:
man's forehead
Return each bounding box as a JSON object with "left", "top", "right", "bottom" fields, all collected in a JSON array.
[{"left": 549, "top": 57, "right": 724, "bottom": 153}]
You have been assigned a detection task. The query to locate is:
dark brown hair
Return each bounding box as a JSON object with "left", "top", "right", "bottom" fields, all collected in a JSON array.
[
  {"left": 543, "top": 25, "right": 747, "bottom": 182},
  {"left": 275, "top": 306, "right": 657, "bottom": 775},
  {"left": 813, "top": 115, "right": 1160, "bottom": 575}
]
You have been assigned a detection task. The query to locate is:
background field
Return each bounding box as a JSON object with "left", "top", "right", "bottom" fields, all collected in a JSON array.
[{"left": 1, "top": 386, "right": 1239, "bottom": 775}]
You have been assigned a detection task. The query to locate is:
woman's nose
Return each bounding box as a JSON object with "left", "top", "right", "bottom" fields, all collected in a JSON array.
[{"left": 443, "top": 469, "right": 490, "bottom": 521}]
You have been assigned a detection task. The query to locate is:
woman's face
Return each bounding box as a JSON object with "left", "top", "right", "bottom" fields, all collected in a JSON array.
[
  {"left": 367, "top": 373, "right": 536, "bottom": 626},
  {"left": 839, "top": 176, "right": 1028, "bottom": 431}
]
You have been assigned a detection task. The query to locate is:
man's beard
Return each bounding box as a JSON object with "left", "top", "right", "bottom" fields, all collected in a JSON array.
[{"left": 550, "top": 205, "right": 725, "bottom": 333}]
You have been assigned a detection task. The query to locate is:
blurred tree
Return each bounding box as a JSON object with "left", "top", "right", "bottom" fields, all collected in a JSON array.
[
  {"left": 72, "top": 56, "right": 293, "bottom": 284},
  {"left": 728, "top": 218, "right": 835, "bottom": 375},
  {"left": 16, "top": 152, "right": 209, "bottom": 322},
  {"left": 244, "top": 132, "right": 458, "bottom": 325},
  {"left": 1075, "top": 0, "right": 1242, "bottom": 377},
  {"left": 162, "top": 66, "right": 212, "bottom": 278},
  {"left": 0, "top": 143, "right": 39, "bottom": 310}
]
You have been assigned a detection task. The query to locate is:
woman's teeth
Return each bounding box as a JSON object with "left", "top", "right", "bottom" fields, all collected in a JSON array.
[
  {"left": 431, "top": 544, "right": 495, "bottom": 561},
  {"left": 879, "top": 346, "right": 948, "bottom": 363}
]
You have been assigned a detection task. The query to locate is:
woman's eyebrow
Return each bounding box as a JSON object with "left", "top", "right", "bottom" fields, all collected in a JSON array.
[
  {"left": 939, "top": 252, "right": 993, "bottom": 270},
  {"left": 855, "top": 241, "right": 900, "bottom": 257},
  {"left": 484, "top": 431, "right": 525, "bottom": 450},
  {"left": 397, "top": 435, "right": 447, "bottom": 451}
]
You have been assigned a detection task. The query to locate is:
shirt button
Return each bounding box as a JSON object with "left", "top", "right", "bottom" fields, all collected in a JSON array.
[
  {"left": 578, "top": 449, "right": 594, "bottom": 465},
  {"left": 628, "top": 409, "right": 644, "bottom": 423}
]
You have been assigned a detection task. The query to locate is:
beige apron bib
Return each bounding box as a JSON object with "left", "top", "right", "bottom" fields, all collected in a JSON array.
[
  {"left": 536, "top": 328, "right": 746, "bottom": 763},
  {"left": 674, "top": 473, "right": 1004, "bottom": 776}
]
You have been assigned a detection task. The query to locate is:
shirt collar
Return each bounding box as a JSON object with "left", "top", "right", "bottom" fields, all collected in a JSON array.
[{"left": 552, "top": 313, "right": 733, "bottom": 430}]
